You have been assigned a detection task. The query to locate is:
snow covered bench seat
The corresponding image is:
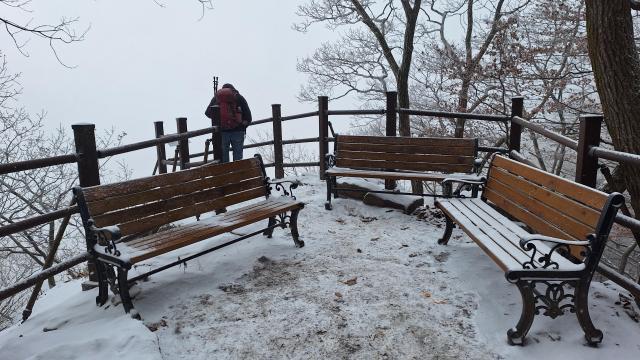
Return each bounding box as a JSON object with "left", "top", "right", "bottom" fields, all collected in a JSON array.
[
  {"left": 435, "top": 155, "right": 624, "bottom": 346},
  {"left": 324, "top": 135, "right": 480, "bottom": 210},
  {"left": 74, "top": 155, "right": 305, "bottom": 317}
]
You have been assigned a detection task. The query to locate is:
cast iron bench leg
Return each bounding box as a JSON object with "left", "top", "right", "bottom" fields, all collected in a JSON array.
[
  {"left": 507, "top": 280, "right": 536, "bottom": 345},
  {"left": 95, "top": 261, "right": 109, "bottom": 306},
  {"left": 117, "top": 268, "right": 140, "bottom": 319},
  {"left": 325, "top": 176, "right": 333, "bottom": 210},
  {"left": 575, "top": 280, "right": 603, "bottom": 345},
  {"left": 290, "top": 208, "right": 305, "bottom": 248},
  {"left": 438, "top": 215, "right": 455, "bottom": 245},
  {"left": 263, "top": 217, "right": 276, "bottom": 238}
]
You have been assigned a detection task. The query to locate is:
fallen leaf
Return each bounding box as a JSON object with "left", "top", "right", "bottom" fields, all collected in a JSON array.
[
  {"left": 433, "top": 299, "right": 448, "bottom": 304},
  {"left": 420, "top": 290, "right": 432, "bottom": 298},
  {"left": 341, "top": 277, "right": 358, "bottom": 286}
]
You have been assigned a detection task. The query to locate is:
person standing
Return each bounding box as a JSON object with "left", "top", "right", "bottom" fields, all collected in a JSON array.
[{"left": 205, "top": 83, "right": 252, "bottom": 163}]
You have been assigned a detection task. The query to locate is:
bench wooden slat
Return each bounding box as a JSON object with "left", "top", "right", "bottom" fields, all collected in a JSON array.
[
  {"left": 118, "top": 187, "right": 267, "bottom": 236},
  {"left": 484, "top": 187, "right": 575, "bottom": 241},
  {"left": 87, "top": 167, "right": 264, "bottom": 216},
  {"left": 438, "top": 203, "right": 522, "bottom": 271},
  {"left": 337, "top": 142, "right": 475, "bottom": 156},
  {"left": 337, "top": 150, "right": 475, "bottom": 165},
  {"left": 83, "top": 158, "right": 260, "bottom": 202},
  {"left": 124, "top": 198, "right": 287, "bottom": 249},
  {"left": 462, "top": 199, "right": 577, "bottom": 269},
  {"left": 446, "top": 200, "right": 535, "bottom": 266},
  {"left": 491, "top": 155, "right": 608, "bottom": 210},
  {"left": 487, "top": 170, "right": 594, "bottom": 240},
  {"left": 325, "top": 167, "right": 450, "bottom": 181},
  {"left": 92, "top": 177, "right": 265, "bottom": 228},
  {"left": 123, "top": 198, "right": 301, "bottom": 263},
  {"left": 128, "top": 204, "right": 285, "bottom": 254},
  {"left": 489, "top": 167, "right": 601, "bottom": 229},
  {"left": 338, "top": 135, "right": 476, "bottom": 147},
  {"left": 335, "top": 158, "right": 473, "bottom": 173}
]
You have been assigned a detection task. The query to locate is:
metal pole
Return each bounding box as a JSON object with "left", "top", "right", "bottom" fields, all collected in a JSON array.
[
  {"left": 272, "top": 104, "right": 284, "bottom": 179},
  {"left": 575, "top": 114, "right": 603, "bottom": 188}
]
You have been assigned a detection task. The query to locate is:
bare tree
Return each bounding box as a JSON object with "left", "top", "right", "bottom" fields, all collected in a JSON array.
[
  {"left": 0, "top": 0, "right": 87, "bottom": 66},
  {"left": 0, "top": 52, "right": 130, "bottom": 329},
  {"left": 247, "top": 129, "right": 318, "bottom": 177},
  {"left": 296, "top": 0, "right": 422, "bottom": 137},
  {"left": 584, "top": 0, "right": 640, "bottom": 231}
]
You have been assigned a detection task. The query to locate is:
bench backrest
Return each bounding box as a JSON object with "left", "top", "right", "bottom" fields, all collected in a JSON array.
[
  {"left": 75, "top": 157, "right": 267, "bottom": 237},
  {"left": 483, "top": 155, "right": 621, "bottom": 257},
  {"left": 334, "top": 135, "right": 478, "bottom": 173}
]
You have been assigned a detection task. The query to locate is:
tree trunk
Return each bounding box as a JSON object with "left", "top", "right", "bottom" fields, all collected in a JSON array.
[{"left": 585, "top": 0, "right": 640, "bottom": 215}]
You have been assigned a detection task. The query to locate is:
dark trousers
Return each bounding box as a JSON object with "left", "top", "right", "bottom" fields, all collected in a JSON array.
[{"left": 222, "top": 130, "right": 245, "bottom": 163}]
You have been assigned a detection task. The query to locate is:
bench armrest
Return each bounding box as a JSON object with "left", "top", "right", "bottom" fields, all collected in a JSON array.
[
  {"left": 519, "top": 233, "right": 594, "bottom": 270},
  {"left": 88, "top": 220, "right": 122, "bottom": 256},
  {"left": 268, "top": 179, "right": 302, "bottom": 199},
  {"left": 520, "top": 234, "right": 590, "bottom": 248},
  {"left": 442, "top": 176, "right": 486, "bottom": 198},
  {"left": 325, "top": 153, "right": 336, "bottom": 169},
  {"left": 441, "top": 175, "right": 486, "bottom": 186}
]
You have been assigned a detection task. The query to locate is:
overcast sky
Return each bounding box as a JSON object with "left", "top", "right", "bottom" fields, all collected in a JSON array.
[{"left": 4, "top": 0, "right": 355, "bottom": 177}]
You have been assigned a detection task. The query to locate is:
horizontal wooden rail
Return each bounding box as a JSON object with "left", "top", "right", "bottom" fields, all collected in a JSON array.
[
  {"left": 283, "top": 162, "right": 320, "bottom": 167},
  {"left": 0, "top": 205, "right": 79, "bottom": 238},
  {"left": 512, "top": 116, "right": 579, "bottom": 150},
  {"left": 327, "top": 109, "right": 386, "bottom": 116},
  {"left": 589, "top": 146, "right": 640, "bottom": 166},
  {"left": 281, "top": 111, "right": 319, "bottom": 121},
  {"left": 244, "top": 140, "right": 275, "bottom": 149},
  {"left": 597, "top": 262, "right": 640, "bottom": 300},
  {"left": 615, "top": 213, "right": 640, "bottom": 234},
  {"left": 0, "top": 154, "right": 78, "bottom": 175},
  {"left": 250, "top": 117, "right": 273, "bottom": 126},
  {"left": 399, "top": 108, "right": 510, "bottom": 122},
  {"left": 282, "top": 137, "right": 320, "bottom": 145},
  {"left": 478, "top": 146, "right": 508, "bottom": 153},
  {"left": 99, "top": 126, "right": 218, "bottom": 158},
  {"left": 509, "top": 150, "right": 539, "bottom": 168},
  {"left": 0, "top": 252, "right": 91, "bottom": 302}
]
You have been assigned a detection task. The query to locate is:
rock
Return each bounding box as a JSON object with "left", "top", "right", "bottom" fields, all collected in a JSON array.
[{"left": 336, "top": 181, "right": 424, "bottom": 214}]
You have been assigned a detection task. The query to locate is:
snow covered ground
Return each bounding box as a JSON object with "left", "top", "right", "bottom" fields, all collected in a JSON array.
[{"left": 1, "top": 174, "right": 639, "bottom": 359}]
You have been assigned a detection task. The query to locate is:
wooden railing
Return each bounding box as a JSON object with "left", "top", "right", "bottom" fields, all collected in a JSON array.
[{"left": 2, "top": 91, "right": 639, "bottom": 314}]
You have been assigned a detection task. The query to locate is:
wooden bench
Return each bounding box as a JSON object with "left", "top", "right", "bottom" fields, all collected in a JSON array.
[
  {"left": 324, "top": 135, "right": 480, "bottom": 210},
  {"left": 435, "top": 155, "right": 624, "bottom": 345},
  {"left": 74, "top": 155, "right": 305, "bottom": 317}
]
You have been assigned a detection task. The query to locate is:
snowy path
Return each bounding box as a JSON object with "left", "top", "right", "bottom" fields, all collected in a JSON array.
[{"left": 1, "top": 174, "right": 639, "bottom": 359}]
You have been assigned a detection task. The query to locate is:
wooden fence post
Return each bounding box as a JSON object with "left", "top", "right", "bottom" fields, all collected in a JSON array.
[
  {"left": 154, "top": 121, "right": 167, "bottom": 174},
  {"left": 509, "top": 97, "right": 524, "bottom": 155},
  {"left": 72, "top": 123, "right": 100, "bottom": 288},
  {"left": 211, "top": 106, "right": 223, "bottom": 162},
  {"left": 385, "top": 91, "right": 398, "bottom": 190},
  {"left": 318, "top": 96, "right": 329, "bottom": 180},
  {"left": 272, "top": 104, "right": 284, "bottom": 179},
  {"left": 575, "top": 114, "right": 602, "bottom": 188},
  {"left": 176, "top": 117, "right": 190, "bottom": 170}
]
